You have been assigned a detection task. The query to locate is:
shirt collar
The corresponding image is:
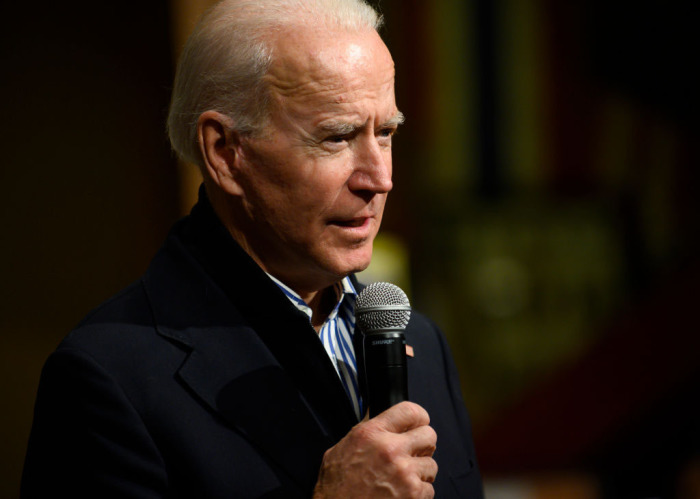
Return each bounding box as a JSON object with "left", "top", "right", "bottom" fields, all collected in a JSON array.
[{"left": 267, "top": 274, "right": 357, "bottom": 324}]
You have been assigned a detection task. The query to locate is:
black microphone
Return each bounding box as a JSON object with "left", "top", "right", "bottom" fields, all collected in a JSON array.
[{"left": 355, "top": 282, "right": 411, "bottom": 417}]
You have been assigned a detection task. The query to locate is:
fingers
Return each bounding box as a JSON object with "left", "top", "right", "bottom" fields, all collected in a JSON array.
[
  {"left": 373, "top": 401, "right": 430, "bottom": 433},
  {"left": 314, "top": 402, "right": 438, "bottom": 498},
  {"left": 403, "top": 424, "right": 437, "bottom": 457},
  {"left": 414, "top": 456, "right": 439, "bottom": 484},
  {"left": 394, "top": 456, "right": 438, "bottom": 497},
  {"left": 372, "top": 404, "right": 438, "bottom": 487},
  {"left": 369, "top": 402, "right": 436, "bottom": 458}
]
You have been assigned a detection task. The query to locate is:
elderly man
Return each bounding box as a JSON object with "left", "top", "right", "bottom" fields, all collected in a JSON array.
[{"left": 22, "top": 0, "right": 483, "bottom": 497}]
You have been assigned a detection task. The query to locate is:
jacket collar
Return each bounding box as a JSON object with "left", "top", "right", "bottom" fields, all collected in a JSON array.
[{"left": 143, "top": 187, "right": 358, "bottom": 491}]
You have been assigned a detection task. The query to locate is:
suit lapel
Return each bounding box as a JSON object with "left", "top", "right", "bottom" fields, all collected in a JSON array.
[
  {"left": 143, "top": 195, "right": 358, "bottom": 489},
  {"left": 175, "top": 193, "right": 359, "bottom": 440},
  {"left": 158, "top": 322, "right": 333, "bottom": 491}
]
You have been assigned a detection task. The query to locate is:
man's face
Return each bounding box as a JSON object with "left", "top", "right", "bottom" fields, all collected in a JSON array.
[{"left": 232, "top": 27, "right": 400, "bottom": 293}]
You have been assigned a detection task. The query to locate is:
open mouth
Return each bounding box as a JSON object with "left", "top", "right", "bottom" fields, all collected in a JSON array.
[{"left": 331, "top": 218, "right": 368, "bottom": 228}]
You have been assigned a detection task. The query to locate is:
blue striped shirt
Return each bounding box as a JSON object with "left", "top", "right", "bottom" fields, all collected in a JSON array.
[{"left": 267, "top": 274, "right": 363, "bottom": 420}]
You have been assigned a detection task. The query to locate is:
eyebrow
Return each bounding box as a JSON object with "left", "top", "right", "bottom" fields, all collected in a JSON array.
[
  {"left": 382, "top": 111, "right": 406, "bottom": 128},
  {"left": 318, "top": 111, "right": 406, "bottom": 136}
]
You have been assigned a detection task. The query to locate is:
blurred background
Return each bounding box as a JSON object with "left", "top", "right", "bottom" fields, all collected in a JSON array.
[{"left": 1, "top": 0, "right": 698, "bottom": 497}]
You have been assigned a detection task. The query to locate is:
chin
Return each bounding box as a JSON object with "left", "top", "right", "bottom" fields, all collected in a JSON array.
[{"left": 339, "top": 247, "right": 374, "bottom": 276}]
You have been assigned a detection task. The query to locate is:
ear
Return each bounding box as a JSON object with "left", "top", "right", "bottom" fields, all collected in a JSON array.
[{"left": 197, "top": 110, "right": 245, "bottom": 196}]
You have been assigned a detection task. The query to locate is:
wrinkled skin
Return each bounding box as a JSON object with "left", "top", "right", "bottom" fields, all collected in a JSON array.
[
  {"left": 313, "top": 402, "right": 438, "bottom": 498},
  {"left": 201, "top": 26, "right": 401, "bottom": 307}
]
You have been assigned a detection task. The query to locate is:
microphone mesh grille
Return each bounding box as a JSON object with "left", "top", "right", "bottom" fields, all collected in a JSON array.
[{"left": 355, "top": 282, "right": 411, "bottom": 332}]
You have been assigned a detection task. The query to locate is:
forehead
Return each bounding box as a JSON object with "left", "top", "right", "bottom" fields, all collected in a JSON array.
[{"left": 264, "top": 26, "right": 396, "bottom": 113}]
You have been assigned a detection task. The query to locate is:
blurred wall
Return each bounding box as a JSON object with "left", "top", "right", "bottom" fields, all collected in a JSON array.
[
  {"left": 0, "top": 2, "right": 177, "bottom": 496},
  {"left": 378, "top": 0, "right": 699, "bottom": 497}
]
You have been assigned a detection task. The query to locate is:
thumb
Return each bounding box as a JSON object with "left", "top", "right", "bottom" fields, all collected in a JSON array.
[{"left": 372, "top": 402, "right": 430, "bottom": 433}]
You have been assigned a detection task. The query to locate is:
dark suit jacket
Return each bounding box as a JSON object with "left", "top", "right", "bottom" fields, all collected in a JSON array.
[{"left": 22, "top": 193, "right": 483, "bottom": 498}]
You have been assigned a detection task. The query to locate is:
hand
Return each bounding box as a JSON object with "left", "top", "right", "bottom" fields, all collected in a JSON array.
[{"left": 313, "top": 401, "right": 438, "bottom": 498}]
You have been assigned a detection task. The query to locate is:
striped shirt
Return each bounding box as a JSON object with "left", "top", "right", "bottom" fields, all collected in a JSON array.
[{"left": 267, "top": 274, "right": 363, "bottom": 420}]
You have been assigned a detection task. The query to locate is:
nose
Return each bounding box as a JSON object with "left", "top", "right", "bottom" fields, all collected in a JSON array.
[{"left": 348, "top": 137, "right": 393, "bottom": 195}]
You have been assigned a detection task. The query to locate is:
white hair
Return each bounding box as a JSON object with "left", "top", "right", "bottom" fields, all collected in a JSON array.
[{"left": 167, "top": 0, "right": 383, "bottom": 166}]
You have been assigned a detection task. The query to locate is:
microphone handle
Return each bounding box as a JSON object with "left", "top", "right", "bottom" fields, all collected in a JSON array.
[{"left": 363, "top": 330, "right": 408, "bottom": 417}]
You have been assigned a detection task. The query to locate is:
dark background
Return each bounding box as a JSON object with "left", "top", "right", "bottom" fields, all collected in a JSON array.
[{"left": 2, "top": 1, "right": 698, "bottom": 497}]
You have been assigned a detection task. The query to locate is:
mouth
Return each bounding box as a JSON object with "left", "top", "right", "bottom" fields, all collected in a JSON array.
[{"left": 330, "top": 217, "right": 370, "bottom": 228}]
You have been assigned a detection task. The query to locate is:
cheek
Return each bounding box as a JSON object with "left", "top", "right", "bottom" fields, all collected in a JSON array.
[
  {"left": 242, "top": 148, "right": 353, "bottom": 224},
  {"left": 240, "top": 160, "right": 306, "bottom": 216},
  {"left": 251, "top": 183, "right": 325, "bottom": 235},
  {"left": 296, "top": 169, "right": 353, "bottom": 213}
]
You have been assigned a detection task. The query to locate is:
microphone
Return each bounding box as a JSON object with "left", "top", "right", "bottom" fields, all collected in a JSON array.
[{"left": 355, "top": 282, "right": 411, "bottom": 417}]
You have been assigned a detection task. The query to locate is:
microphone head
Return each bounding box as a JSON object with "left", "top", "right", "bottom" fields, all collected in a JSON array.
[{"left": 355, "top": 282, "right": 411, "bottom": 333}]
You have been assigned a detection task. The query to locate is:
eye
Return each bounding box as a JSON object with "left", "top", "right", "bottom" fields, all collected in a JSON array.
[
  {"left": 320, "top": 134, "right": 350, "bottom": 152},
  {"left": 326, "top": 135, "right": 347, "bottom": 144},
  {"left": 377, "top": 127, "right": 397, "bottom": 145}
]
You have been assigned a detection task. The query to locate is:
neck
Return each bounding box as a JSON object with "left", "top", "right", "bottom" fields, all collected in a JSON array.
[
  {"left": 304, "top": 285, "right": 339, "bottom": 332},
  {"left": 206, "top": 185, "right": 342, "bottom": 331}
]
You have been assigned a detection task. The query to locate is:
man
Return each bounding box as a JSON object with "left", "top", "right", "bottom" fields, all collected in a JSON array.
[{"left": 22, "top": 0, "right": 483, "bottom": 497}]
